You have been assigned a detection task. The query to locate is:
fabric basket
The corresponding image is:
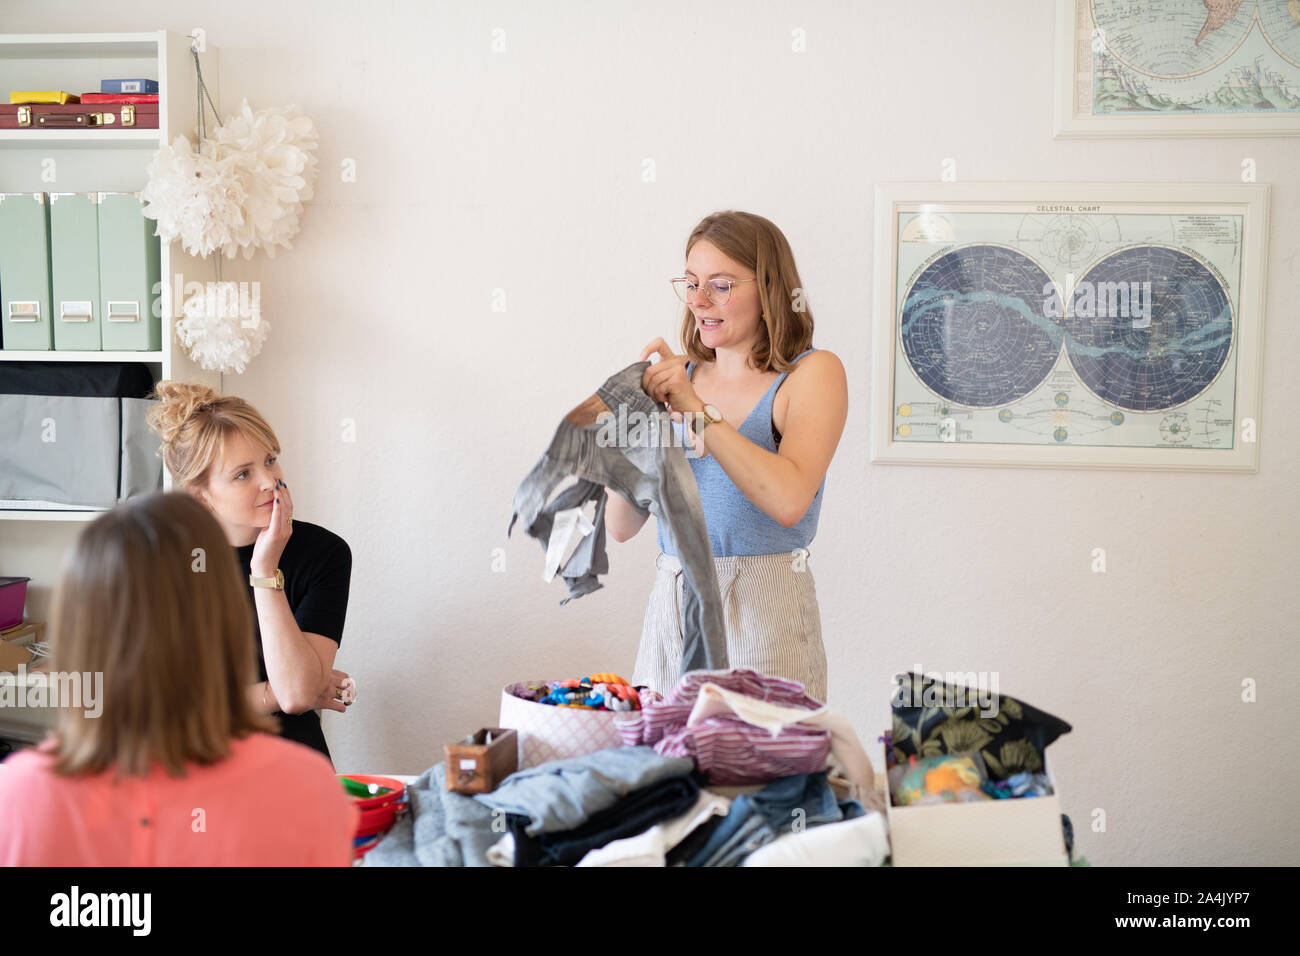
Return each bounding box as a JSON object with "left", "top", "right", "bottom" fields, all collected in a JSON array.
[{"left": 498, "top": 681, "right": 659, "bottom": 769}]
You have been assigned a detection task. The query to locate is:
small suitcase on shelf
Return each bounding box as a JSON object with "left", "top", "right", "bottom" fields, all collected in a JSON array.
[{"left": 0, "top": 102, "right": 159, "bottom": 131}]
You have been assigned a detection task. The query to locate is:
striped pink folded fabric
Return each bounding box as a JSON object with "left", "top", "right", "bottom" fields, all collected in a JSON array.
[{"left": 618, "top": 669, "right": 832, "bottom": 784}]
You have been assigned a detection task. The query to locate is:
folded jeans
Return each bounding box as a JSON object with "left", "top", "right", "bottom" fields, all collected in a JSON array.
[{"left": 510, "top": 771, "right": 705, "bottom": 867}]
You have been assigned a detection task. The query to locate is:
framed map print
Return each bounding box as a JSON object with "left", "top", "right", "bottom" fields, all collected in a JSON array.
[
  {"left": 871, "top": 183, "right": 1269, "bottom": 471},
  {"left": 1055, "top": 0, "right": 1300, "bottom": 136}
]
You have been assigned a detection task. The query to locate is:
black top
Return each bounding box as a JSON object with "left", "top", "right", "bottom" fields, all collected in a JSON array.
[{"left": 234, "top": 520, "right": 352, "bottom": 765}]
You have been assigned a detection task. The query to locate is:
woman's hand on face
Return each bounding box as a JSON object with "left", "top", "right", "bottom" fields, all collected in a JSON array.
[
  {"left": 313, "top": 669, "right": 352, "bottom": 714},
  {"left": 638, "top": 338, "right": 700, "bottom": 416},
  {"left": 251, "top": 477, "right": 293, "bottom": 578}
]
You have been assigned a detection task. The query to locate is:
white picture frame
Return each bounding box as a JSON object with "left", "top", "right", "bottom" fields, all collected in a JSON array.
[
  {"left": 871, "top": 182, "right": 1269, "bottom": 472},
  {"left": 1054, "top": 0, "right": 1300, "bottom": 138}
]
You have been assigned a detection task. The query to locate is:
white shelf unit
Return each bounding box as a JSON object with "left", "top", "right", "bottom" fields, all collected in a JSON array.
[
  {"left": 1, "top": 349, "right": 164, "bottom": 361},
  {"left": 0, "top": 129, "right": 163, "bottom": 147},
  {"left": 0, "top": 30, "right": 221, "bottom": 524}
]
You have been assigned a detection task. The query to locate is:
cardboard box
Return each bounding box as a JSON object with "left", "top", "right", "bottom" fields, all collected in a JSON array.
[
  {"left": 1, "top": 621, "right": 47, "bottom": 670},
  {"left": 0, "top": 620, "right": 45, "bottom": 646},
  {"left": 883, "top": 736, "right": 1068, "bottom": 866}
]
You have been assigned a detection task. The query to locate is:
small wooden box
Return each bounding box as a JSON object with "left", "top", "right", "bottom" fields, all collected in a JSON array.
[{"left": 444, "top": 727, "right": 518, "bottom": 794}]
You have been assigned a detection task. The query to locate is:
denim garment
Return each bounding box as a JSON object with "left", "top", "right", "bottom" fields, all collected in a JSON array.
[
  {"left": 508, "top": 361, "right": 729, "bottom": 675},
  {"left": 508, "top": 771, "right": 703, "bottom": 867},
  {"left": 473, "top": 745, "right": 694, "bottom": 836},
  {"left": 362, "top": 762, "right": 500, "bottom": 868},
  {"left": 683, "top": 772, "right": 865, "bottom": 868}
]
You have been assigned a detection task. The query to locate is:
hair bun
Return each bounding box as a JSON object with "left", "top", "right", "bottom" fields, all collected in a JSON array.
[{"left": 146, "top": 380, "right": 223, "bottom": 447}]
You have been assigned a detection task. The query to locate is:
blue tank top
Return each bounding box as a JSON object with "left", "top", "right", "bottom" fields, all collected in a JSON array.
[{"left": 657, "top": 347, "right": 825, "bottom": 557}]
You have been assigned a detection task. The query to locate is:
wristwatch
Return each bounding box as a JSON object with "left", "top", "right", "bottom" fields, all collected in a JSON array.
[
  {"left": 694, "top": 404, "right": 724, "bottom": 435},
  {"left": 249, "top": 569, "right": 284, "bottom": 590}
]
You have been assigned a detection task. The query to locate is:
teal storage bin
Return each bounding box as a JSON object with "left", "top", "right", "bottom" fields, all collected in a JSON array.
[
  {"left": 50, "top": 192, "right": 102, "bottom": 351},
  {"left": 98, "top": 192, "right": 162, "bottom": 351},
  {"left": 0, "top": 192, "right": 54, "bottom": 350}
]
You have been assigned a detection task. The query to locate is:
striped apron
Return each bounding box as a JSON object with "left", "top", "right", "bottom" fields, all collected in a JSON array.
[{"left": 632, "top": 549, "right": 828, "bottom": 703}]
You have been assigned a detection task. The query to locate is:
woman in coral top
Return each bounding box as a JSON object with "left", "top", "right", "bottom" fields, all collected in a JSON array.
[{"left": 0, "top": 493, "right": 356, "bottom": 866}]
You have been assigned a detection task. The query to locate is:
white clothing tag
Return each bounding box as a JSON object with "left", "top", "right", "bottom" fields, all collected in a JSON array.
[{"left": 542, "top": 505, "right": 595, "bottom": 582}]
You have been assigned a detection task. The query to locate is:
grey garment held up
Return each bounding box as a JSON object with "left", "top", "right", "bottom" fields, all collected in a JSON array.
[{"left": 508, "top": 361, "right": 729, "bottom": 676}]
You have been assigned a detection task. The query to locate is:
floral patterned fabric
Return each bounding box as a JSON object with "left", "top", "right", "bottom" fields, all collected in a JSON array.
[{"left": 888, "top": 672, "right": 1072, "bottom": 779}]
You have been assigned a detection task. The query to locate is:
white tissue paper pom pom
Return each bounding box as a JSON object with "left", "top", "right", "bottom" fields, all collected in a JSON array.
[
  {"left": 210, "top": 99, "right": 320, "bottom": 259},
  {"left": 141, "top": 101, "right": 318, "bottom": 261},
  {"left": 140, "top": 100, "right": 317, "bottom": 372},
  {"left": 141, "top": 136, "right": 247, "bottom": 259},
  {"left": 174, "top": 282, "right": 270, "bottom": 374}
]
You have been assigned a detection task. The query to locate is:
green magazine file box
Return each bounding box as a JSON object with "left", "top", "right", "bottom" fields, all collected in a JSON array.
[
  {"left": 0, "top": 192, "right": 54, "bottom": 350},
  {"left": 98, "top": 192, "right": 162, "bottom": 351},
  {"left": 50, "top": 192, "right": 102, "bottom": 350}
]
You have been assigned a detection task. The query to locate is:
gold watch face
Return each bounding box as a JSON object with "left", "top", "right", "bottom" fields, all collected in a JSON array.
[{"left": 704, "top": 404, "right": 722, "bottom": 423}]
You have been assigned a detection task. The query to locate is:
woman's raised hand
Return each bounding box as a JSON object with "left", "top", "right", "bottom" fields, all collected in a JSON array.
[
  {"left": 251, "top": 477, "right": 293, "bottom": 578},
  {"left": 638, "top": 338, "right": 700, "bottom": 418}
]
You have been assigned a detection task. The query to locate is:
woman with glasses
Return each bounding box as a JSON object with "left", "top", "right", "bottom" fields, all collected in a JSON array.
[{"left": 606, "top": 210, "right": 847, "bottom": 703}]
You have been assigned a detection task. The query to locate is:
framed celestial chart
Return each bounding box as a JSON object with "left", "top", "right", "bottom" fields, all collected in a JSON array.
[
  {"left": 1054, "top": 0, "right": 1300, "bottom": 137},
  {"left": 870, "top": 182, "right": 1270, "bottom": 471}
]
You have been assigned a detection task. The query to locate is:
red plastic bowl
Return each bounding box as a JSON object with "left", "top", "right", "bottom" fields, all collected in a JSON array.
[
  {"left": 337, "top": 774, "right": 406, "bottom": 811},
  {"left": 355, "top": 802, "right": 399, "bottom": 837}
]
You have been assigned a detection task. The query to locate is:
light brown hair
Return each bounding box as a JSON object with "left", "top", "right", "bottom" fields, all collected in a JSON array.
[
  {"left": 48, "top": 492, "right": 276, "bottom": 777},
  {"left": 145, "top": 381, "right": 280, "bottom": 489},
  {"left": 679, "top": 211, "right": 815, "bottom": 371}
]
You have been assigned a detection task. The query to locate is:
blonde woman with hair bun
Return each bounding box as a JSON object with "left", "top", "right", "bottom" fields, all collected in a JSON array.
[{"left": 145, "top": 381, "right": 353, "bottom": 764}]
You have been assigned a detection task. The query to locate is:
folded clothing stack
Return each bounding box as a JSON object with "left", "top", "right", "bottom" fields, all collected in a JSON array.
[
  {"left": 473, "top": 747, "right": 886, "bottom": 868},
  {"left": 364, "top": 668, "right": 894, "bottom": 867},
  {"left": 669, "top": 770, "right": 882, "bottom": 867},
  {"left": 617, "top": 668, "right": 880, "bottom": 806},
  {"left": 364, "top": 745, "right": 694, "bottom": 867},
  {"left": 363, "top": 743, "right": 888, "bottom": 868}
]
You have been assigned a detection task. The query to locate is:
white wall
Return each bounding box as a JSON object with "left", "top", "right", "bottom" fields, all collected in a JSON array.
[{"left": 3, "top": 0, "right": 1297, "bottom": 866}]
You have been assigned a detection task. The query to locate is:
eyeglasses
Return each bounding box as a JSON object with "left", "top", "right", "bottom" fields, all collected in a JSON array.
[{"left": 670, "top": 276, "right": 757, "bottom": 306}]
